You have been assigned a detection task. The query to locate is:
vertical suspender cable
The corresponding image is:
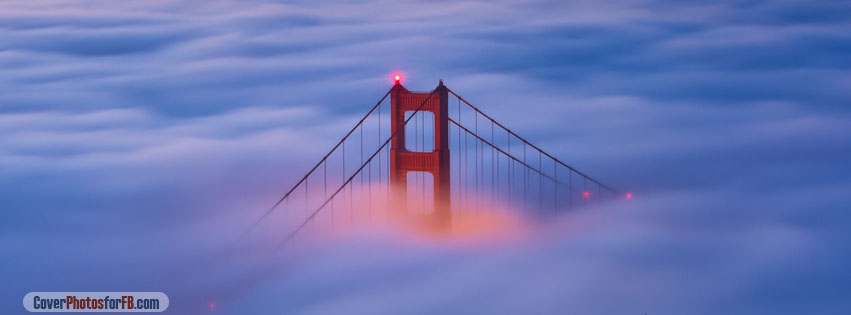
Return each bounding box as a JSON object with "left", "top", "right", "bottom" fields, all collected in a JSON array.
[
  {"left": 305, "top": 177, "right": 309, "bottom": 229},
  {"left": 368, "top": 132, "right": 372, "bottom": 216},
  {"left": 378, "top": 101, "right": 382, "bottom": 197},
  {"left": 554, "top": 159, "right": 558, "bottom": 210},
  {"left": 457, "top": 97, "right": 462, "bottom": 208},
  {"left": 523, "top": 142, "right": 527, "bottom": 209},
  {"left": 324, "top": 160, "right": 328, "bottom": 223},
  {"left": 569, "top": 170, "right": 573, "bottom": 207},
  {"left": 491, "top": 122, "right": 495, "bottom": 202},
  {"left": 464, "top": 113, "right": 468, "bottom": 208},
  {"left": 360, "top": 124, "right": 364, "bottom": 218},
  {"left": 475, "top": 111, "right": 478, "bottom": 210}
]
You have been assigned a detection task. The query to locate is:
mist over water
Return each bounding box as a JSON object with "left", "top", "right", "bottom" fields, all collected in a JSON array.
[
  {"left": 2, "top": 0, "right": 851, "bottom": 314},
  {"left": 211, "top": 187, "right": 849, "bottom": 315},
  {"left": 3, "top": 174, "right": 850, "bottom": 314},
  {"left": 11, "top": 186, "right": 845, "bottom": 315}
]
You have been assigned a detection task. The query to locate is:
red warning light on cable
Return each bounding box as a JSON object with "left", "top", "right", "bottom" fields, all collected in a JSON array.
[
  {"left": 625, "top": 192, "right": 633, "bottom": 199},
  {"left": 582, "top": 191, "right": 590, "bottom": 199}
]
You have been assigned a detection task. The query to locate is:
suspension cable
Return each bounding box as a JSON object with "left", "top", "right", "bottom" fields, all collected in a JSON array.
[
  {"left": 447, "top": 88, "right": 619, "bottom": 194},
  {"left": 235, "top": 89, "right": 391, "bottom": 243},
  {"left": 449, "top": 118, "right": 570, "bottom": 188},
  {"left": 277, "top": 89, "right": 439, "bottom": 248}
]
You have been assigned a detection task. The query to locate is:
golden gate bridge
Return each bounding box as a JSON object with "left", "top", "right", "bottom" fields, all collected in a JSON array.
[{"left": 239, "top": 77, "right": 629, "bottom": 247}]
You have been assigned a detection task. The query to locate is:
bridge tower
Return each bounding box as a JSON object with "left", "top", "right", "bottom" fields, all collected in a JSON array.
[{"left": 389, "top": 79, "right": 451, "bottom": 226}]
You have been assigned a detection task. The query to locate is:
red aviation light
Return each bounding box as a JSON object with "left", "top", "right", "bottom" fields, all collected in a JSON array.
[
  {"left": 625, "top": 192, "right": 633, "bottom": 199},
  {"left": 391, "top": 72, "right": 404, "bottom": 84},
  {"left": 582, "top": 191, "right": 590, "bottom": 199}
]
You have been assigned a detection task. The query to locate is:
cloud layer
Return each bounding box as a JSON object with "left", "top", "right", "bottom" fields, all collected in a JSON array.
[{"left": 1, "top": 0, "right": 850, "bottom": 314}]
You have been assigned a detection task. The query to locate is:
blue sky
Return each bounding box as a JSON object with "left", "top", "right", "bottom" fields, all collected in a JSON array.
[{"left": 1, "top": 0, "right": 850, "bottom": 314}]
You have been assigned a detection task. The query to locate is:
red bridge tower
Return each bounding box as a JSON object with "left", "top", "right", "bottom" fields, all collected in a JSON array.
[{"left": 389, "top": 79, "right": 451, "bottom": 226}]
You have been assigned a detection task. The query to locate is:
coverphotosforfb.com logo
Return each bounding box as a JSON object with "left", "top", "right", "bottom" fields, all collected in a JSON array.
[{"left": 23, "top": 292, "right": 169, "bottom": 312}]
